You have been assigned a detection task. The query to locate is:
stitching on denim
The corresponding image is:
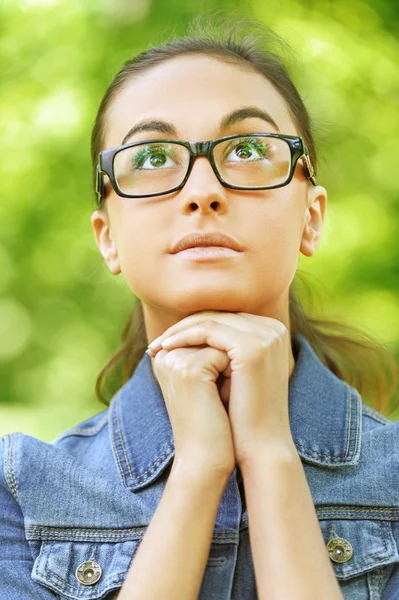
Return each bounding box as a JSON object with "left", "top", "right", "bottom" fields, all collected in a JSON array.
[
  {"left": 43, "top": 568, "right": 126, "bottom": 595},
  {"left": 109, "top": 395, "right": 128, "bottom": 487},
  {"left": 355, "top": 389, "right": 361, "bottom": 454},
  {"left": 111, "top": 392, "right": 174, "bottom": 486},
  {"left": 46, "top": 568, "right": 125, "bottom": 590},
  {"left": 115, "top": 394, "right": 134, "bottom": 482},
  {"left": 4, "top": 435, "right": 14, "bottom": 500},
  {"left": 27, "top": 528, "right": 146, "bottom": 540},
  {"left": 339, "top": 555, "right": 393, "bottom": 579},
  {"left": 27, "top": 527, "right": 235, "bottom": 537},
  {"left": 344, "top": 384, "right": 352, "bottom": 459},
  {"left": 136, "top": 444, "right": 174, "bottom": 480},
  {"left": 339, "top": 520, "right": 388, "bottom": 568},
  {"left": 54, "top": 414, "right": 109, "bottom": 442},
  {"left": 329, "top": 521, "right": 395, "bottom": 578},
  {"left": 5, "top": 433, "right": 19, "bottom": 501},
  {"left": 26, "top": 526, "right": 237, "bottom": 543},
  {"left": 26, "top": 525, "right": 238, "bottom": 537},
  {"left": 44, "top": 541, "right": 54, "bottom": 582},
  {"left": 362, "top": 404, "right": 392, "bottom": 425},
  {"left": 296, "top": 387, "right": 362, "bottom": 464},
  {"left": 317, "top": 506, "right": 399, "bottom": 518},
  {"left": 352, "top": 388, "right": 361, "bottom": 460},
  {"left": 295, "top": 441, "right": 354, "bottom": 462}
]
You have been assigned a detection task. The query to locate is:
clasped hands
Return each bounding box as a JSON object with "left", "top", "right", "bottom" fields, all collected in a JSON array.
[{"left": 147, "top": 310, "right": 297, "bottom": 468}]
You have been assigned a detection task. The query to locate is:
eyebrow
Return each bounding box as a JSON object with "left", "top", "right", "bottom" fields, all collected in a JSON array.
[{"left": 121, "top": 106, "right": 280, "bottom": 145}]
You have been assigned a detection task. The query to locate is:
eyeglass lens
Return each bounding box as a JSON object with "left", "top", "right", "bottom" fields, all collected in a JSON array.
[{"left": 112, "top": 136, "right": 291, "bottom": 196}]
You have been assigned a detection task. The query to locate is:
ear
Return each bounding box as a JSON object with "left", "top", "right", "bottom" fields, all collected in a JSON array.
[
  {"left": 299, "top": 184, "right": 327, "bottom": 257},
  {"left": 91, "top": 208, "right": 121, "bottom": 275}
]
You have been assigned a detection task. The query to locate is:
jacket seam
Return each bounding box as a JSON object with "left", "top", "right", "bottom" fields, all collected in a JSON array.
[
  {"left": 344, "top": 386, "right": 361, "bottom": 460},
  {"left": 4, "top": 433, "right": 19, "bottom": 502},
  {"left": 53, "top": 413, "right": 109, "bottom": 443},
  {"left": 115, "top": 394, "right": 134, "bottom": 482},
  {"left": 362, "top": 404, "right": 393, "bottom": 425},
  {"left": 111, "top": 394, "right": 175, "bottom": 485},
  {"left": 344, "top": 384, "right": 352, "bottom": 458}
]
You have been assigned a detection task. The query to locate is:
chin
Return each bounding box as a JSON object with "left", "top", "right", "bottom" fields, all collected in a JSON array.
[{"left": 167, "top": 291, "right": 251, "bottom": 315}]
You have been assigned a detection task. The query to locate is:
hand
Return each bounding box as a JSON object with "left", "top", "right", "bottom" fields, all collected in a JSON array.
[
  {"left": 148, "top": 311, "right": 296, "bottom": 469},
  {"left": 149, "top": 339, "right": 236, "bottom": 480}
]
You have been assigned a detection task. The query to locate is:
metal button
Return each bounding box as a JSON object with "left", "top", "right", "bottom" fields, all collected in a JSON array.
[
  {"left": 327, "top": 537, "right": 353, "bottom": 563},
  {"left": 75, "top": 561, "right": 102, "bottom": 585}
]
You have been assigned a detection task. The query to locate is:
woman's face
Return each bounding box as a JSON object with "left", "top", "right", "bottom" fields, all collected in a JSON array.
[{"left": 91, "top": 55, "right": 327, "bottom": 340}]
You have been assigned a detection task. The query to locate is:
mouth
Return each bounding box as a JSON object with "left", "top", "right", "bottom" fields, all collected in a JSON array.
[
  {"left": 173, "top": 246, "right": 242, "bottom": 260},
  {"left": 170, "top": 232, "right": 244, "bottom": 254}
]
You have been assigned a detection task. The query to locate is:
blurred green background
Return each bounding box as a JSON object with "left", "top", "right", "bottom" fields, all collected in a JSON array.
[{"left": 0, "top": 0, "right": 398, "bottom": 442}]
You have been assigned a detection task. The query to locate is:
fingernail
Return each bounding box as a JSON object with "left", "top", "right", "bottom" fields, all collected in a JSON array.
[
  {"left": 148, "top": 337, "right": 162, "bottom": 349},
  {"left": 146, "top": 348, "right": 155, "bottom": 357}
]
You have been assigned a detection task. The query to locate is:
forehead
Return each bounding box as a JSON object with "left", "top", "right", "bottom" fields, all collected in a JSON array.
[{"left": 104, "top": 54, "right": 297, "bottom": 149}]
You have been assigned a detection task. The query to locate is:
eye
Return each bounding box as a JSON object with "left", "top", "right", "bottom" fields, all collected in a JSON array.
[
  {"left": 131, "top": 144, "right": 179, "bottom": 170},
  {"left": 224, "top": 137, "right": 272, "bottom": 162}
]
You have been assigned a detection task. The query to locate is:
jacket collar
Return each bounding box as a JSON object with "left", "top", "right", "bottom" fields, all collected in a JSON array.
[{"left": 109, "top": 333, "right": 362, "bottom": 491}]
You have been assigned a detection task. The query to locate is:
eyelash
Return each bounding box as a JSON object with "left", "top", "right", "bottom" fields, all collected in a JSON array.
[
  {"left": 131, "top": 136, "right": 272, "bottom": 169},
  {"left": 224, "top": 137, "right": 270, "bottom": 159}
]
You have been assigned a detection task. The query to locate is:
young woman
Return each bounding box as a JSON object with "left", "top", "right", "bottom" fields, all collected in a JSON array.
[{"left": 1, "top": 13, "right": 398, "bottom": 600}]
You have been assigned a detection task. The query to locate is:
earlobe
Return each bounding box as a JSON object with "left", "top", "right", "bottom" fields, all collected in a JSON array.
[
  {"left": 103, "top": 247, "right": 121, "bottom": 275},
  {"left": 300, "top": 185, "right": 327, "bottom": 258},
  {"left": 99, "top": 232, "right": 121, "bottom": 275},
  {"left": 90, "top": 210, "right": 121, "bottom": 275}
]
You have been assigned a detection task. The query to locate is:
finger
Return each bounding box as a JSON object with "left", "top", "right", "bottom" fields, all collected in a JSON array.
[
  {"left": 147, "top": 311, "right": 222, "bottom": 351},
  {"left": 237, "top": 312, "right": 288, "bottom": 335},
  {"left": 148, "top": 314, "right": 253, "bottom": 354},
  {"left": 159, "top": 321, "right": 248, "bottom": 359},
  {"left": 148, "top": 312, "right": 271, "bottom": 355}
]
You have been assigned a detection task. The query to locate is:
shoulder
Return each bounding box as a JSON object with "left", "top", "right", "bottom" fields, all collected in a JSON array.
[
  {"left": 361, "top": 403, "right": 397, "bottom": 430},
  {"left": 52, "top": 407, "right": 109, "bottom": 446},
  {"left": 360, "top": 403, "right": 399, "bottom": 460},
  {"left": 0, "top": 408, "right": 111, "bottom": 501}
]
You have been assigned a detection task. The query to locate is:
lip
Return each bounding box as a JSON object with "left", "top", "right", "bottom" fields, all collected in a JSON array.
[
  {"left": 170, "top": 232, "right": 244, "bottom": 254},
  {"left": 173, "top": 247, "right": 241, "bottom": 260}
]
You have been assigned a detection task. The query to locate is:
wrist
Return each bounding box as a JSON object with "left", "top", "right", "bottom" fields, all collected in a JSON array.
[
  {"left": 239, "top": 439, "right": 299, "bottom": 475},
  {"left": 170, "top": 457, "right": 233, "bottom": 492}
]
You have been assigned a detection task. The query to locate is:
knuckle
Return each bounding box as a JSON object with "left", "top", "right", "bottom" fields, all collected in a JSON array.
[
  {"left": 153, "top": 348, "right": 169, "bottom": 366},
  {"left": 275, "top": 321, "right": 288, "bottom": 336},
  {"left": 179, "top": 362, "right": 201, "bottom": 380},
  {"left": 242, "top": 338, "right": 271, "bottom": 364}
]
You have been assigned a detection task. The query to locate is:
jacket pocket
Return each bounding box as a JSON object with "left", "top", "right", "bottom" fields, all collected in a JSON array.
[
  {"left": 31, "top": 539, "right": 140, "bottom": 599},
  {"left": 317, "top": 506, "right": 399, "bottom": 598}
]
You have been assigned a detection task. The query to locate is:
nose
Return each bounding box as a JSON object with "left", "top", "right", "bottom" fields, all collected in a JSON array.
[{"left": 178, "top": 155, "right": 229, "bottom": 214}]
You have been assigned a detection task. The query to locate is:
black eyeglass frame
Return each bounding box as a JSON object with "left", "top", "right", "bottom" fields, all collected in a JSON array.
[{"left": 96, "top": 132, "right": 316, "bottom": 204}]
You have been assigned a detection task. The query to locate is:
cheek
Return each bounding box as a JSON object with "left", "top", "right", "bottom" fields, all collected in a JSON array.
[
  {"left": 113, "top": 215, "right": 169, "bottom": 297},
  {"left": 114, "top": 225, "right": 150, "bottom": 279},
  {"left": 249, "top": 193, "right": 303, "bottom": 275}
]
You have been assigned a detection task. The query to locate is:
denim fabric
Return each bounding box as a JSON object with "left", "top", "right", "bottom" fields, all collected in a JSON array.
[{"left": 1, "top": 333, "right": 399, "bottom": 599}]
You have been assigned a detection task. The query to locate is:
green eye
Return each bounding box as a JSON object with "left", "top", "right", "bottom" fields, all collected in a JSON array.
[
  {"left": 224, "top": 137, "right": 271, "bottom": 162},
  {"left": 132, "top": 144, "right": 175, "bottom": 170}
]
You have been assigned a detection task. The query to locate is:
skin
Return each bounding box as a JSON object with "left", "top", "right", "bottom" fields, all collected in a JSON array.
[{"left": 91, "top": 54, "right": 327, "bottom": 382}]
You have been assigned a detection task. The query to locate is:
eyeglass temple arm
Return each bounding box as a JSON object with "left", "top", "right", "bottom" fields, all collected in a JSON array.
[
  {"left": 302, "top": 147, "right": 317, "bottom": 186},
  {"left": 96, "top": 163, "right": 104, "bottom": 204}
]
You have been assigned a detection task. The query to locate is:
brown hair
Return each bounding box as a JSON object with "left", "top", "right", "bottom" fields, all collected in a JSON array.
[{"left": 90, "top": 11, "right": 398, "bottom": 418}]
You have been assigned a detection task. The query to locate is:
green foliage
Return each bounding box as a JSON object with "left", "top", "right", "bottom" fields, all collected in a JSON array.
[{"left": 0, "top": 0, "right": 398, "bottom": 440}]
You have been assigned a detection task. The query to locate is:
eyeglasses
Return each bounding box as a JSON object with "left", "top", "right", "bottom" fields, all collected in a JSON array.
[{"left": 96, "top": 133, "right": 316, "bottom": 204}]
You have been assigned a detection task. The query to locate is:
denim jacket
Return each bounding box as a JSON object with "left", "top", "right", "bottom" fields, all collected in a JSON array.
[{"left": 1, "top": 333, "right": 399, "bottom": 600}]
